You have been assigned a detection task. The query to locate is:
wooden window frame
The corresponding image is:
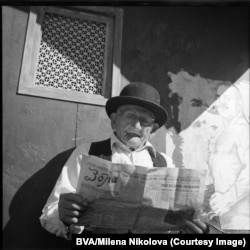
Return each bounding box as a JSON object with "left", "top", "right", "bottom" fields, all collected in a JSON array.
[{"left": 18, "top": 6, "right": 123, "bottom": 106}]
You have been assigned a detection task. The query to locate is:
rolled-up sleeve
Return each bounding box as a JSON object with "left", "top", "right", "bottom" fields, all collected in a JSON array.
[{"left": 39, "top": 143, "right": 91, "bottom": 238}]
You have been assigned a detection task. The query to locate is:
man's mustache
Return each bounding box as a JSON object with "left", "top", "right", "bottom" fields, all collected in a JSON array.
[{"left": 126, "top": 130, "right": 142, "bottom": 137}]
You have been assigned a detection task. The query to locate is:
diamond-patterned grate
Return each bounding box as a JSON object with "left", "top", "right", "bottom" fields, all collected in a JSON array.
[{"left": 35, "top": 12, "right": 107, "bottom": 95}]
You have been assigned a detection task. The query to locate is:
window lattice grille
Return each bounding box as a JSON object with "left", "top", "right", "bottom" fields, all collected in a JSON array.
[{"left": 35, "top": 12, "right": 107, "bottom": 95}]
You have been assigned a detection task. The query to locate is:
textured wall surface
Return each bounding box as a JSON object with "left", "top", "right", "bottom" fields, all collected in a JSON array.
[
  {"left": 2, "top": 6, "right": 77, "bottom": 227},
  {"left": 2, "top": 6, "right": 111, "bottom": 228},
  {"left": 121, "top": 6, "right": 249, "bottom": 132}
]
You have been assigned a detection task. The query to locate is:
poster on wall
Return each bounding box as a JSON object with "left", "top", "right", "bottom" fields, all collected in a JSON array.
[{"left": 165, "top": 69, "right": 250, "bottom": 230}]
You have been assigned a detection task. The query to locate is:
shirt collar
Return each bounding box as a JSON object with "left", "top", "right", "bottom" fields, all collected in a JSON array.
[{"left": 110, "top": 133, "right": 157, "bottom": 158}]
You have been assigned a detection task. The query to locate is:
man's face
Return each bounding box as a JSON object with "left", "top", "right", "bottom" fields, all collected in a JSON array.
[
  {"left": 110, "top": 105, "right": 156, "bottom": 150},
  {"left": 216, "top": 86, "right": 241, "bottom": 119}
]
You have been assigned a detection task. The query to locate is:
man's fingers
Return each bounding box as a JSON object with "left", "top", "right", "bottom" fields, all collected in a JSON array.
[
  {"left": 62, "top": 215, "right": 79, "bottom": 225},
  {"left": 59, "top": 194, "right": 88, "bottom": 211},
  {"left": 183, "top": 220, "right": 210, "bottom": 234},
  {"left": 60, "top": 201, "right": 79, "bottom": 209},
  {"left": 59, "top": 193, "right": 90, "bottom": 226},
  {"left": 182, "top": 227, "right": 194, "bottom": 234},
  {"left": 60, "top": 193, "right": 87, "bottom": 206},
  {"left": 61, "top": 208, "right": 84, "bottom": 217},
  {"left": 72, "top": 203, "right": 86, "bottom": 211},
  {"left": 59, "top": 208, "right": 85, "bottom": 225},
  {"left": 184, "top": 220, "right": 204, "bottom": 234},
  {"left": 72, "top": 210, "right": 84, "bottom": 217},
  {"left": 192, "top": 219, "right": 208, "bottom": 231}
]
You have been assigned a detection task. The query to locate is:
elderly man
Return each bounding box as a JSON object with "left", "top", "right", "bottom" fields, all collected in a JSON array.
[{"left": 40, "top": 82, "right": 208, "bottom": 237}]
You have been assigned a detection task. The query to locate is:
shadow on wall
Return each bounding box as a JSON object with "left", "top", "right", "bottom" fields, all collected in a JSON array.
[{"left": 3, "top": 148, "right": 75, "bottom": 250}]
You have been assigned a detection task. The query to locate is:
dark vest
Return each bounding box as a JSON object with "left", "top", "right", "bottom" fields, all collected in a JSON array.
[{"left": 89, "top": 138, "right": 167, "bottom": 167}]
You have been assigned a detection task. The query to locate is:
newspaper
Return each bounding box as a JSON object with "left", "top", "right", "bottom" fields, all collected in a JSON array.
[{"left": 76, "top": 154, "right": 207, "bottom": 232}]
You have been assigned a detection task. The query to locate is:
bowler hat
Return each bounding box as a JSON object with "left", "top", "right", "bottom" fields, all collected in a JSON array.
[{"left": 106, "top": 82, "right": 168, "bottom": 127}]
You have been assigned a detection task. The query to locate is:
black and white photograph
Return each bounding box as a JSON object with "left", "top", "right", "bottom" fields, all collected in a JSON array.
[{"left": 2, "top": 1, "right": 250, "bottom": 249}]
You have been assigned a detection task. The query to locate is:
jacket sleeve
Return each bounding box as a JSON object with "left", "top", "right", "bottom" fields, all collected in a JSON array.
[{"left": 39, "top": 143, "right": 91, "bottom": 239}]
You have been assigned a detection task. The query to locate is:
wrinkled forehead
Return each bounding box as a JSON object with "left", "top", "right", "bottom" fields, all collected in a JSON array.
[{"left": 117, "top": 104, "right": 154, "bottom": 117}]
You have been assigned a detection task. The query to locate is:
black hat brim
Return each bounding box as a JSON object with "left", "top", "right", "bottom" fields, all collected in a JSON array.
[{"left": 106, "top": 96, "right": 168, "bottom": 128}]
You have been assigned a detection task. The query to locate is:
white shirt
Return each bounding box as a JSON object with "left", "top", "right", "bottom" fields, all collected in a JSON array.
[{"left": 39, "top": 134, "right": 174, "bottom": 238}]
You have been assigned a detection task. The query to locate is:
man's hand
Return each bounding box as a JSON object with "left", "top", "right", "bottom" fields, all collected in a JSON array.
[
  {"left": 180, "top": 219, "right": 209, "bottom": 234},
  {"left": 58, "top": 193, "right": 88, "bottom": 226}
]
